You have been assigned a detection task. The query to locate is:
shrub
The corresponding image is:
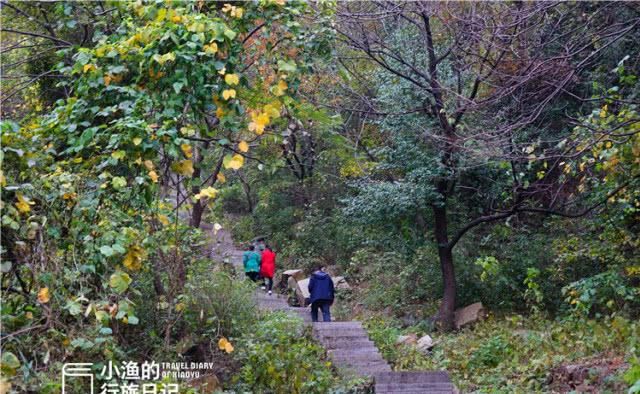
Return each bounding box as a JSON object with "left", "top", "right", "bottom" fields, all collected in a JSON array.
[
  {"left": 234, "top": 312, "right": 335, "bottom": 394},
  {"left": 182, "top": 264, "right": 256, "bottom": 339}
]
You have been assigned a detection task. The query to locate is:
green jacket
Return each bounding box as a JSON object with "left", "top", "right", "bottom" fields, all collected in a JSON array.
[{"left": 242, "top": 251, "right": 261, "bottom": 273}]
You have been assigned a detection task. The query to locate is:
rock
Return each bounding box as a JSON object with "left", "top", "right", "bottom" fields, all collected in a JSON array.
[
  {"left": 282, "top": 269, "right": 305, "bottom": 282},
  {"left": 333, "top": 276, "right": 351, "bottom": 290},
  {"left": 295, "top": 278, "right": 311, "bottom": 307},
  {"left": 453, "top": 302, "right": 486, "bottom": 330},
  {"left": 287, "top": 276, "right": 298, "bottom": 290},
  {"left": 278, "top": 269, "right": 305, "bottom": 293},
  {"left": 395, "top": 333, "right": 418, "bottom": 346},
  {"left": 416, "top": 335, "right": 434, "bottom": 353}
]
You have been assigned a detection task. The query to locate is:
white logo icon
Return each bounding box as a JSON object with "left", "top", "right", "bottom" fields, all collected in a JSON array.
[{"left": 62, "top": 363, "right": 94, "bottom": 394}]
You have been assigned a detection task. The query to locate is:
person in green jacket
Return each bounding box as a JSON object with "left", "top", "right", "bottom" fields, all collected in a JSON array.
[{"left": 242, "top": 245, "right": 261, "bottom": 282}]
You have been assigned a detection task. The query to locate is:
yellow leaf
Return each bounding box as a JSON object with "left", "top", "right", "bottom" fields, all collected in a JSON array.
[
  {"left": 222, "top": 89, "right": 236, "bottom": 100},
  {"left": 181, "top": 143, "right": 193, "bottom": 158},
  {"left": 15, "top": 193, "right": 35, "bottom": 214},
  {"left": 0, "top": 171, "right": 6, "bottom": 187},
  {"left": 38, "top": 287, "right": 50, "bottom": 303},
  {"left": 175, "top": 303, "right": 185, "bottom": 312},
  {"left": 248, "top": 112, "right": 270, "bottom": 135},
  {"left": 104, "top": 74, "right": 112, "bottom": 86},
  {"left": 156, "top": 8, "right": 167, "bottom": 22},
  {"left": 224, "top": 154, "right": 244, "bottom": 170},
  {"left": 194, "top": 186, "right": 219, "bottom": 200},
  {"left": 83, "top": 64, "right": 96, "bottom": 73},
  {"left": 225, "top": 73, "right": 240, "bottom": 86},
  {"left": 218, "top": 337, "right": 234, "bottom": 353},
  {"left": 238, "top": 140, "right": 249, "bottom": 152},
  {"left": 274, "top": 79, "right": 287, "bottom": 96},
  {"left": 172, "top": 160, "right": 194, "bottom": 177},
  {"left": 263, "top": 103, "right": 281, "bottom": 119},
  {"left": 157, "top": 214, "right": 170, "bottom": 226},
  {"left": 144, "top": 160, "right": 154, "bottom": 170},
  {"left": 216, "top": 173, "right": 226, "bottom": 183},
  {"left": 123, "top": 245, "right": 144, "bottom": 271},
  {"left": 149, "top": 169, "right": 159, "bottom": 182},
  {"left": 218, "top": 67, "right": 226, "bottom": 76},
  {"left": 203, "top": 42, "right": 218, "bottom": 54},
  {"left": 216, "top": 107, "right": 225, "bottom": 118},
  {"left": 232, "top": 7, "right": 243, "bottom": 18},
  {"left": 133, "top": 137, "right": 142, "bottom": 146}
]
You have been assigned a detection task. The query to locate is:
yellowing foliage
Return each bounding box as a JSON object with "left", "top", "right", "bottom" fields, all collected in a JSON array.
[
  {"left": 225, "top": 73, "right": 240, "bottom": 86},
  {"left": 181, "top": 143, "right": 193, "bottom": 158},
  {"left": 218, "top": 337, "right": 234, "bottom": 353},
  {"left": 223, "top": 154, "right": 244, "bottom": 170},
  {"left": 172, "top": 160, "right": 194, "bottom": 177},
  {"left": 194, "top": 186, "right": 219, "bottom": 200},
  {"left": 238, "top": 140, "right": 249, "bottom": 152},
  {"left": 15, "top": 194, "right": 35, "bottom": 214},
  {"left": 222, "top": 89, "right": 236, "bottom": 100},
  {"left": 249, "top": 112, "right": 270, "bottom": 135},
  {"left": 37, "top": 287, "right": 50, "bottom": 304},
  {"left": 123, "top": 245, "right": 145, "bottom": 271}
]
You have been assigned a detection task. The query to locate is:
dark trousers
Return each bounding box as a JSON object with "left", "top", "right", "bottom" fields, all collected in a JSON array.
[
  {"left": 245, "top": 272, "right": 259, "bottom": 282},
  {"left": 264, "top": 277, "right": 273, "bottom": 291},
  {"left": 311, "top": 300, "right": 332, "bottom": 322}
]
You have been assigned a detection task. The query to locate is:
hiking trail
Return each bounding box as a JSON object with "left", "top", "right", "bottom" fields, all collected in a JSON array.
[{"left": 203, "top": 223, "right": 456, "bottom": 393}]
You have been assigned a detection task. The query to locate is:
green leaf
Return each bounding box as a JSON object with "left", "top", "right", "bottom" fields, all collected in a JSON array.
[
  {"left": 127, "top": 315, "right": 139, "bottom": 325},
  {"left": 109, "top": 271, "right": 132, "bottom": 294},
  {"left": 1, "top": 352, "right": 20, "bottom": 376},
  {"left": 99, "top": 245, "right": 114, "bottom": 257},
  {"left": 277, "top": 59, "right": 297, "bottom": 73}
]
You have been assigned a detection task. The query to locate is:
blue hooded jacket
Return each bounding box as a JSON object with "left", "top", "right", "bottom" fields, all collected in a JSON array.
[{"left": 308, "top": 271, "right": 335, "bottom": 304}]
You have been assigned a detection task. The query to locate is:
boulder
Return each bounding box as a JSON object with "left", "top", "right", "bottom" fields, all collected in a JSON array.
[
  {"left": 395, "top": 333, "right": 418, "bottom": 346},
  {"left": 332, "top": 276, "right": 351, "bottom": 291},
  {"left": 278, "top": 269, "right": 305, "bottom": 293},
  {"left": 453, "top": 302, "right": 486, "bottom": 330},
  {"left": 282, "top": 269, "right": 305, "bottom": 282},
  {"left": 295, "top": 278, "right": 311, "bottom": 307},
  {"left": 416, "top": 335, "right": 434, "bottom": 353},
  {"left": 287, "top": 276, "right": 298, "bottom": 291}
]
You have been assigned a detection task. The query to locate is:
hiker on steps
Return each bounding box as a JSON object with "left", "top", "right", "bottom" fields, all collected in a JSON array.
[
  {"left": 308, "top": 265, "right": 335, "bottom": 322},
  {"left": 242, "top": 245, "right": 261, "bottom": 282},
  {"left": 260, "top": 245, "right": 276, "bottom": 295}
]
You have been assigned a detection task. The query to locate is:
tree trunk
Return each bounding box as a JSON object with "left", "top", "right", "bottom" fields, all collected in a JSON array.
[
  {"left": 432, "top": 204, "right": 456, "bottom": 331},
  {"left": 190, "top": 200, "right": 204, "bottom": 228}
]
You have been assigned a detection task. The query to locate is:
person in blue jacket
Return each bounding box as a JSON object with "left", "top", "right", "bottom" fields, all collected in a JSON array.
[
  {"left": 242, "top": 245, "right": 261, "bottom": 282},
  {"left": 308, "top": 265, "right": 335, "bottom": 322}
]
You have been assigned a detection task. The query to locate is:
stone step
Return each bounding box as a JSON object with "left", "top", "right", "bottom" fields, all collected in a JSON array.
[
  {"left": 337, "top": 363, "right": 392, "bottom": 376},
  {"left": 374, "top": 371, "right": 452, "bottom": 384},
  {"left": 322, "top": 338, "right": 375, "bottom": 350},
  {"left": 329, "top": 352, "right": 385, "bottom": 362},
  {"left": 312, "top": 322, "right": 363, "bottom": 330},
  {"left": 314, "top": 332, "right": 370, "bottom": 341},
  {"left": 333, "top": 360, "right": 391, "bottom": 372}
]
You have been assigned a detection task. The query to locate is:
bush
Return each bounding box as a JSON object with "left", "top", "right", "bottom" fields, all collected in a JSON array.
[
  {"left": 234, "top": 312, "right": 336, "bottom": 394},
  {"left": 182, "top": 264, "right": 256, "bottom": 339}
]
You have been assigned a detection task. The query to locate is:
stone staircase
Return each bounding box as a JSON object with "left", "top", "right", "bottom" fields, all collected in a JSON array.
[
  {"left": 208, "top": 228, "right": 455, "bottom": 393},
  {"left": 254, "top": 293, "right": 456, "bottom": 393}
]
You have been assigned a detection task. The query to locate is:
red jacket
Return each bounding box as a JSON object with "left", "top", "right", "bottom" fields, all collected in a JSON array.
[{"left": 260, "top": 249, "right": 276, "bottom": 278}]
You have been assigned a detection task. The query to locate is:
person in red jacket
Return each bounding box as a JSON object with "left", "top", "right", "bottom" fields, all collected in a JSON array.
[{"left": 260, "top": 245, "right": 276, "bottom": 295}]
